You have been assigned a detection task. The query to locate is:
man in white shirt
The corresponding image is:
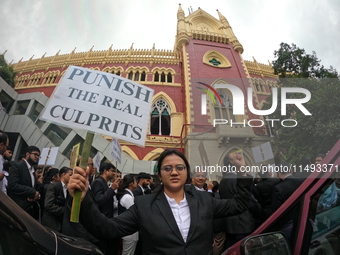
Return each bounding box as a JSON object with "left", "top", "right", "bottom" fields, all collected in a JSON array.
[
  {"left": 191, "top": 168, "right": 214, "bottom": 192},
  {"left": 7, "top": 145, "right": 43, "bottom": 220},
  {"left": 0, "top": 132, "right": 9, "bottom": 194},
  {"left": 42, "top": 167, "right": 73, "bottom": 231}
]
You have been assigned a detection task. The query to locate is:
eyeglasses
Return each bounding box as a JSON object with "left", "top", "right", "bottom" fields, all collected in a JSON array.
[
  {"left": 193, "top": 174, "right": 206, "bottom": 178},
  {"left": 161, "top": 165, "right": 186, "bottom": 173},
  {"left": 30, "top": 153, "right": 40, "bottom": 157}
]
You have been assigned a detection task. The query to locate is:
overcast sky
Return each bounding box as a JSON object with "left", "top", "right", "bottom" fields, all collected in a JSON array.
[{"left": 1, "top": 0, "right": 339, "bottom": 72}]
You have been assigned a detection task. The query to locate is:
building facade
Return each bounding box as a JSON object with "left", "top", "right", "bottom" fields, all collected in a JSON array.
[{"left": 3, "top": 5, "right": 278, "bottom": 178}]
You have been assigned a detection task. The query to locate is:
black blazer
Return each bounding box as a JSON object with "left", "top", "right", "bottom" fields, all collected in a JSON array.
[
  {"left": 42, "top": 181, "right": 66, "bottom": 232},
  {"left": 132, "top": 185, "right": 145, "bottom": 197},
  {"left": 7, "top": 161, "right": 40, "bottom": 215},
  {"left": 253, "top": 177, "right": 281, "bottom": 222},
  {"left": 78, "top": 176, "right": 253, "bottom": 255},
  {"left": 90, "top": 176, "right": 116, "bottom": 218},
  {"left": 272, "top": 175, "right": 304, "bottom": 211},
  {"left": 219, "top": 173, "right": 260, "bottom": 234}
]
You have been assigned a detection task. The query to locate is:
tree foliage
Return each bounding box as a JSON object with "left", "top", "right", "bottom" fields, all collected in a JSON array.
[
  {"left": 0, "top": 55, "right": 17, "bottom": 88},
  {"left": 265, "top": 43, "right": 340, "bottom": 164},
  {"left": 272, "top": 42, "right": 338, "bottom": 78}
]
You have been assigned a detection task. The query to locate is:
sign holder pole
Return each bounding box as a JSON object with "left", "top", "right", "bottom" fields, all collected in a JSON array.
[
  {"left": 70, "top": 132, "right": 94, "bottom": 222},
  {"left": 41, "top": 146, "right": 52, "bottom": 177}
]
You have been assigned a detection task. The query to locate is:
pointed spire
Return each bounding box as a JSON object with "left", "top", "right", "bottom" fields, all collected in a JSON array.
[
  {"left": 177, "top": 3, "right": 185, "bottom": 20},
  {"left": 178, "top": 3, "right": 184, "bottom": 13},
  {"left": 19, "top": 57, "right": 23, "bottom": 63},
  {"left": 55, "top": 50, "right": 61, "bottom": 56},
  {"left": 89, "top": 45, "right": 94, "bottom": 52},
  {"left": 130, "top": 43, "right": 134, "bottom": 50},
  {"left": 109, "top": 44, "right": 113, "bottom": 51},
  {"left": 42, "top": 52, "right": 47, "bottom": 58},
  {"left": 216, "top": 9, "right": 228, "bottom": 25},
  {"left": 216, "top": 9, "right": 243, "bottom": 54},
  {"left": 2, "top": 50, "right": 7, "bottom": 56},
  {"left": 29, "top": 55, "right": 34, "bottom": 61},
  {"left": 152, "top": 43, "right": 155, "bottom": 50},
  {"left": 71, "top": 47, "right": 76, "bottom": 54}
]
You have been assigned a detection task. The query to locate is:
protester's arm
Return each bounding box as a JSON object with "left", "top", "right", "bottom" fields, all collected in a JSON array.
[
  {"left": 68, "top": 167, "right": 139, "bottom": 240},
  {"left": 213, "top": 153, "right": 255, "bottom": 218}
]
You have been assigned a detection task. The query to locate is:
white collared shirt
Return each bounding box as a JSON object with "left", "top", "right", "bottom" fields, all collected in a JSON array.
[
  {"left": 138, "top": 184, "right": 145, "bottom": 194},
  {"left": 164, "top": 192, "right": 191, "bottom": 242},
  {"left": 194, "top": 186, "right": 205, "bottom": 192},
  {"left": 0, "top": 155, "right": 7, "bottom": 194},
  {"left": 113, "top": 189, "right": 119, "bottom": 217},
  {"left": 120, "top": 189, "right": 135, "bottom": 209},
  {"left": 24, "top": 159, "right": 35, "bottom": 187},
  {"left": 61, "top": 181, "right": 67, "bottom": 198}
]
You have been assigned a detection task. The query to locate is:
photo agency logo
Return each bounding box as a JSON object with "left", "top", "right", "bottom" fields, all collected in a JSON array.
[{"left": 199, "top": 82, "right": 312, "bottom": 128}]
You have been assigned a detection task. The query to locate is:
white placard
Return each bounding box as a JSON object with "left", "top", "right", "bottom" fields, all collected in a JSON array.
[
  {"left": 40, "top": 66, "right": 154, "bottom": 146},
  {"left": 38, "top": 147, "right": 59, "bottom": 166},
  {"left": 93, "top": 151, "right": 102, "bottom": 172},
  {"left": 111, "top": 138, "right": 121, "bottom": 164},
  {"left": 252, "top": 142, "right": 274, "bottom": 163}
]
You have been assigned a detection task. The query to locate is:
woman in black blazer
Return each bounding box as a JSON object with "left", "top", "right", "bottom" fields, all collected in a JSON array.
[{"left": 68, "top": 149, "right": 254, "bottom": 255}]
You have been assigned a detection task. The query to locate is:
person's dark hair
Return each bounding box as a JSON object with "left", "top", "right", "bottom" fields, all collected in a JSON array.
[
  {"left": 118, "top": 174, "right": 135, "bottom": 194},
  {"left": 212, "top": 181, "right": 219, "bottom": 193},
  {"left": 156, "top": 149, "right": 191, "bottom": 184},
  {"left": 299, "top": 156, "right": 311, "bottom": 168},
  {"left": 137, "top": 172, "right": 151, "bottom": 183},
  {"left": 99, "top": 162, "right": 115, "bottom": 175},
  {"left": 59, "top": 166, "right": 72, "bottom": 176},
  {"left": 0, "top": 132, "right": 8, "bottom": 145},
  {"left": 43, "top": 168, "right": 59, "bottom": 184},
  {"left": 26, "top": 145, "right": 40, "bottom": 154},
  {"left": 18, "top": 153, "right": 26, "bottom": 161},
  {"left": 123, "top": 174, "right": 135, "bottom": 189},
  {"left": 5, "top": 145, "right": 13, "bottom": 152},
  {"left": 315, "top": 154, "right": 326, "bottom": 160}
]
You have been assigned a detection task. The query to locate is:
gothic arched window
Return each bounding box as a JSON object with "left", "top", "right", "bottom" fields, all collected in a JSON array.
[
  {"left": 154, "top": 72, "right": 159, "bottom": 82},
  {"left": 160, "top": 72, "right": 166, "bottom": 82},
  {"left": 214, "top": 89, "right": 235, "bottom": 122},
  {"left": 150, "top": 98, "right": 171, "bottom": 135}
]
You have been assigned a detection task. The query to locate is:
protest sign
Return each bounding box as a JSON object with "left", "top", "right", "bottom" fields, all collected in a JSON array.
[
  {"left": 111, "top": 138, "right": 122, "bottom": 164},
  {"left": 38, "top": 147, "right": 59, "bottom": 166},
  {"left": 252, "top": 142, "right": 274, "bottom": 163},
  {"left": 93, "top": 151, "right": 102, "bottom": 171},
  {"left": 41, "top": 66, "right": 154, "bottom": 146}
]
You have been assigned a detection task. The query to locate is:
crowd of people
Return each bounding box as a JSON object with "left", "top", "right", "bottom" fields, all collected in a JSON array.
[{"left": 0, "top": 130, "right": 335, "bottom": 255}]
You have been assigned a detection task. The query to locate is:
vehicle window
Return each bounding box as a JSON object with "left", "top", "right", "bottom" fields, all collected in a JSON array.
[{"left": 308, "top": 178, "right": 340, "bottom": 255}]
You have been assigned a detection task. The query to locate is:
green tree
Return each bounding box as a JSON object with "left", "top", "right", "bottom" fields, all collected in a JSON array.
[
  {"left": 272, "top": 42, "right": 338, "bottom": 78},
  {"left": 265, "top": 43, "right": 340, "bottom": 164},
  {"left": 0, "top": 54, "right": 17, "bottom": 88}
]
